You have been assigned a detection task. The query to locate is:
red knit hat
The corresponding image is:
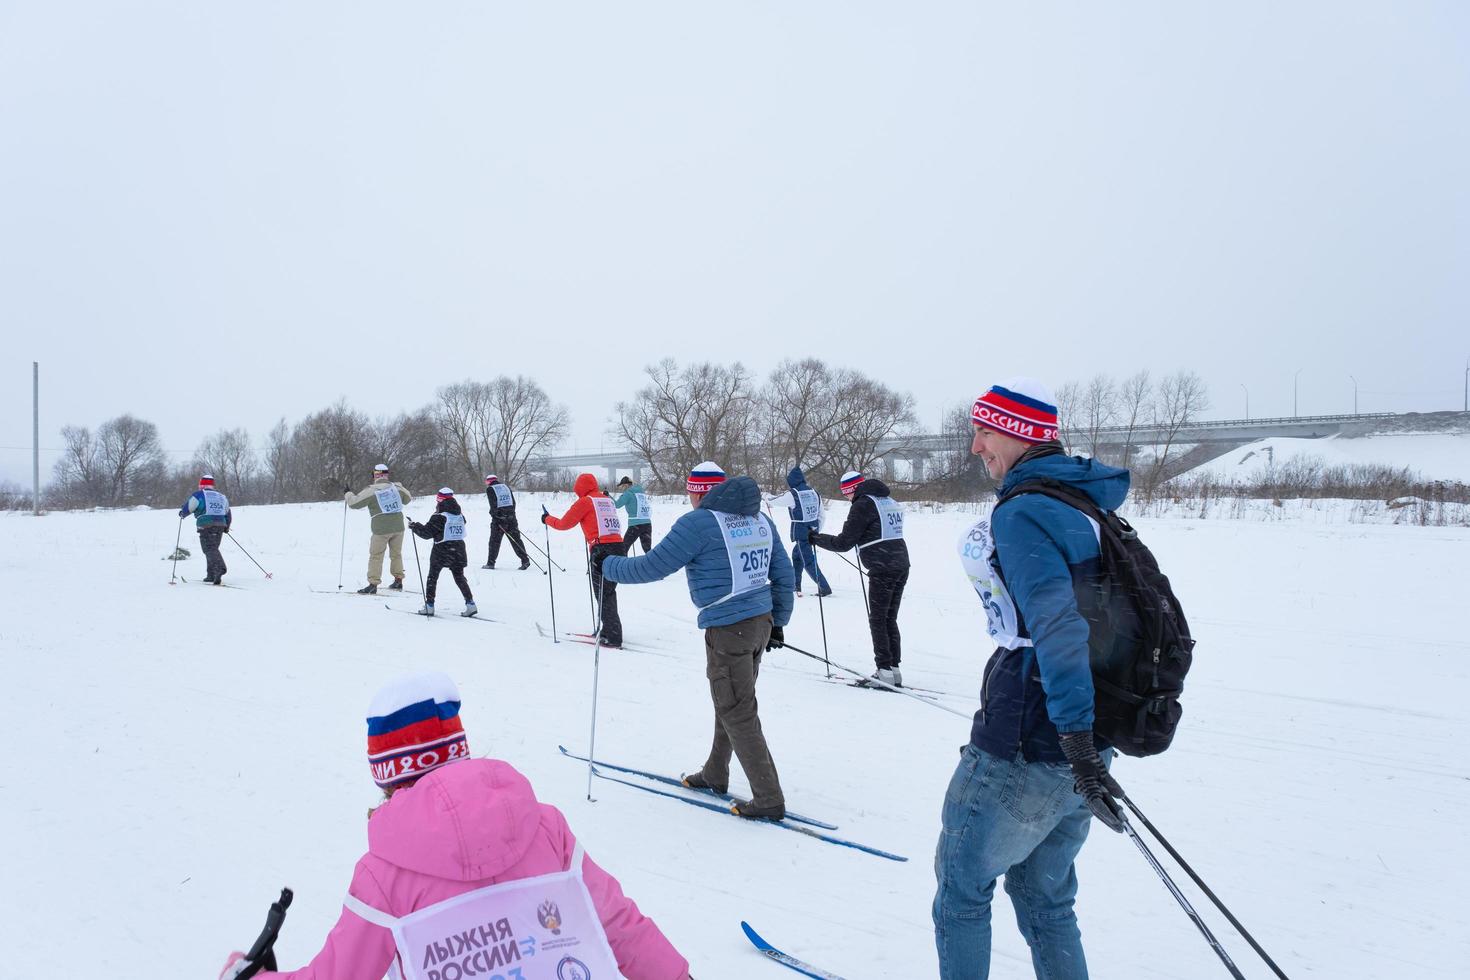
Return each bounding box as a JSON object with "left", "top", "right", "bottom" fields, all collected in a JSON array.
[
  {"left": 839, "top": 471, "right": 863, "bottom": 494},
  {"left": 971, "top": 378, "right": 1060, "bottom": 444},
  {"left": 686, "top": 461, "right": 726, "bottom": 494},
  {"left": 198, "top": 474, "right": 215, "bottom": 489},
  {"left": 366, "top": 672, "right": 469, "bottom": 789}
]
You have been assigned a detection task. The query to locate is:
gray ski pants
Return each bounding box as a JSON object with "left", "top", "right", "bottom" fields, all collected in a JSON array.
[{"left": 700, "top": 613, "right": 784, "bottom": 808}]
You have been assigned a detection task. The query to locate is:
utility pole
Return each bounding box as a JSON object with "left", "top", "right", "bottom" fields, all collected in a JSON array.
[
  {"left": 32, "top": 362, "right": 40, "bottom": 516},
  {"left": 1294, "top": 368, "right": 1303, "bottom": 418},
  {"left": 1349, "top": 374, "right": 1358, "bottom": 416},
  {"left": 1239, "top": 384, "right": 1249, "bottom": 421},
  {"left": 1464, "top": 356, "right": 1468, "bottom": 412}
]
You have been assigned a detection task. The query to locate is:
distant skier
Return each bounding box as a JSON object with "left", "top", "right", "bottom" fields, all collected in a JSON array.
[
  {"left": 809, "top": 470, "right": 909, "bottom": 686},
  {"left": 178, "top": 474, "right": 231, "bottom": 584},
  {"left": 481, "top": 474, "right": 530, "bottom": 570},
  {"left": 215, "top": 671, "right": 691, "bottom": 980},
  {"left": 346, "top": 463, "right": 412, "bottom": 595},
  {"left": 601, "top": 461, "right": 795, "bottom": 821},
  {"left": 933, "top": 378, "right": 1126, "bottom": 979},
  {"left": 615, "top": 476, "right": 654, "bottom": 555},
  {"left": 541, "top": 472, "right": 626, "bottom": 647},
  {"left": 407, "top": 489, "right": 476, "bottom": 618},
  {"left": 765, "top": 465, "right": 831, "bottom": 597}
]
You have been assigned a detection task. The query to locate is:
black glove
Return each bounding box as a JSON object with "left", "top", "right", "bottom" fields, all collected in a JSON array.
[
  {"left": 408, "top": 520, "right": 421, "bottom": 532},
  {"left": 540, "top": 506, "right": 550, "bottom": 525},
  {"left": 765, "top": 626, "right": 785, "bottom": 651},
  {"left": 806, "top": 528, "right": 819, "bottom": 545},
  {"left": 343, "top": 484, "right": 352, "bottom": 494},
  {"left": 1057, "top": 731, "right": 1125, "bottom": 833}
]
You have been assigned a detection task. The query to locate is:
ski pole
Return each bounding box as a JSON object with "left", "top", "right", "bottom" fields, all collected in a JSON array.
[
  {"left": 545, "top": 519, "right": 559, "bottom": 644},
  {"left": 526, "top": 529, "right": 567, "bottom": 572},
  {"left": 584, "top": 541, "right": 596, "bottom": 631},
  {"left": 409, "top": 524, "right": 425, "bottom": 599},
  {"left": 337, "top": 492, "right": 349, "bottom": 590},
  {"left": 169, "top": 515, "right": 184, "bottom": 585},
  {"left": 225, "top": 533, "right": 274, "bottom": 579},
  {"left": 523, "top": 548, "right": 545, "bottom": 574},
  {"left": 1120, "top": 816, "right": 1246, "bottom": 979},
  {"left": 235, "top": 887, "right": 294, "bottom": 979},
  {"left": 817, "top": 592, "right": 831, "bottom": 679},
  {"left": 779, "top": 642, "right": 971, "bottom": 718},
  {"left": 834, "top": 550, "right": 871, "bottom": 617},
  {"left": 1122, "top": 795, "right": 1289, "bottom": 979},
  {"left": 586, "top": 576, "right": 607, "bottom": 801}
]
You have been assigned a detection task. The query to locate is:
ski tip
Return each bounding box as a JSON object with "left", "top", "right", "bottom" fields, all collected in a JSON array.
[{"left": 740, "top": 921, "right": 771, "bottom": 950}]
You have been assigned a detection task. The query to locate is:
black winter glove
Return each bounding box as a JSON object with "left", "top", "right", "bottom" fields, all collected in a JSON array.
[
  {"left": 540, "top": 506, "right": 550, "bottom": 525},
  {"left": 765, "top": 626, "right": 785, "bottom": 651},
  {"left": 408, "top": 520, "right": 421, "bottom": 532},
  {"left": 806, "top": 528, "right": 819, "bottom": 545},
  {"left": 1057, "top": 731, "right": 1125, "bottom": 833}
]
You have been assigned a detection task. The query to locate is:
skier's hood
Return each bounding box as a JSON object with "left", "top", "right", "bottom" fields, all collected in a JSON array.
[
  {"left": 702, "top": 475, "right": 760, "bottom": 516},
  {"left": 1000, "top": 452, "right": 1131, "bottom": 512},
  {"left": 852, "top": 477, "right": 891, "bottom": 500},
  {"left": 786, "top": 466, "right": 808, "bottom": 491},
  {"left": 573, "top": 473, "right": 600, "bottom": 498},
  {"left": 436, "top": 498, "right": 463, "bottom": 516},
  {"left": 367, "top": 758, "right": 542, "bottom": 882}
]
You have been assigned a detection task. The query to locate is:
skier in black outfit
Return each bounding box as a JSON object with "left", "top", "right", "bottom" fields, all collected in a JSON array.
[
  {"left": 809, "top": 470, "right": 910, "bottom": 686},
  {"left": 407, "top": 488, "right": 477, "bottom": 618},
  {"left": 482, "top": 474, "right": 531, "bottom": 570}
]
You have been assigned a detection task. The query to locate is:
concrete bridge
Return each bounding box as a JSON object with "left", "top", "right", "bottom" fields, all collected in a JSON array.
[{"left": 532, "top": 411, "right": 1459, "bottom": 484}]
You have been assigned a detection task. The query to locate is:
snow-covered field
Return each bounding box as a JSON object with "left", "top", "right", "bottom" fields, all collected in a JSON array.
[
  {"left": 4, "top": 494, "right": 1467, "bottom": 979},
  {"left": 1190, "top": 432, "right": 1470, "bottom": 485}
]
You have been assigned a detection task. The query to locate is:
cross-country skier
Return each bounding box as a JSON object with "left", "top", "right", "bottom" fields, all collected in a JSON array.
[
  {"left": 764, "top": 465, "right": 831, "bottom": 597},
  {"left": 809, "top": 470, "right": 909, "bottom": 685},
  {"left": 179, "top": 473, "right": 231, "bottom": 584},
  {"left": 407, "top": 489, "right": 476, "bottom": 618},
  {"left": 601, "top": 461, "right": 795, "bottom": 821},
  {"left": 481, "top": 474, "right": 531, "bottom": 570},
  {"left": 215, "top": 671, "right": 691, "bottom": 980},
  {"left": 346, "top": 464, "right": 412, "bottom": 595},
  {"left": 615, "top": 475, "right": 654, "bottom": 555},
  {"left": 933, "top": 378, "right": 1127, "bottom": 980},
  {"left": 541, "top": 473, "right": 626, "bottom": 648}
]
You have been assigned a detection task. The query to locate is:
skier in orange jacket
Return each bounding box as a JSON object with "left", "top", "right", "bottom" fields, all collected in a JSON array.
[{"left": 543, "top": 472, "right": 626, "bottom": 647}]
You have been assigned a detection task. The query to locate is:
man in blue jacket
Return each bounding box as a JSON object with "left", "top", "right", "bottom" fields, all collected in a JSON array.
[
  {"left": 765, "top": 466, "right": 831, "bottom": 597},
  {"left": 602, "top": 461, "right": 795, "bottom": 820},
  {"left": 178, "top": 474, "right": 232, "bottom": 584},
  {"left": 933, "top": 379, "right": 1126, "bottom": 980}
]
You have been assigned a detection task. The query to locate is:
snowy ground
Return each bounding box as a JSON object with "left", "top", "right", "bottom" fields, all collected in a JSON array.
[
  {"left": 3, "top": 493, "right": 1467, "bottom": 979},
  {"left": 1189, "top": 432, "right": 1470, "bottom": 485}
]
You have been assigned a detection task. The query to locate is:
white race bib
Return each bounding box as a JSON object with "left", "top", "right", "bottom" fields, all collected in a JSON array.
[
  {"left": 375, "top": 485, "right": 404, "bottom": 515},
  {"left": 634, "top": 492, "right": 651, "bottom": 520},
  {"left": 491, "top": 484, "right": 514, "bottom": 509},
  {"left": 344, "top": 843, "right": 618, "bottom": 980},
  {"left": 591, "top": 497, "right": 621, "bottom": 538},
  {"left": 201, "top": 490, "right": 229, "bottom": 517},
  {"left": 440, "top": 513, "right": 467, "bottom": 542},
  {"left": 858, "top": 496, "right": 904, "bottom": 549},
  {"left": 795, "top": 489, "right": 820, "bottom": 523},
  {"left": 700, "top": 512, "right": 773, "bottom": 609},
  {"left": 958, "top": 517, "right": 1031, "bottom": 650}
]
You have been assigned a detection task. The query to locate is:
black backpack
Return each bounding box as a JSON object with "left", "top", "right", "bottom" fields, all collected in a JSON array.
[{"left": 996, "top": 478, "right": 1196, "bottom": 757}]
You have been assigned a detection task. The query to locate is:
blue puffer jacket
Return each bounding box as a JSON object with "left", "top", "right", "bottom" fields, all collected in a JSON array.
[
  {"left": 969, "top": 452, "right": 1130, "bottom": 764},
  {"left": 602, "top": 476, "right": 795, "bottom": 630}
]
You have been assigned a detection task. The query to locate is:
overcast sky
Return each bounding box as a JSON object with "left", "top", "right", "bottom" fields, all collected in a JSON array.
[{"left": 2, "top": 2, "right": 1466, "bottom": 485}]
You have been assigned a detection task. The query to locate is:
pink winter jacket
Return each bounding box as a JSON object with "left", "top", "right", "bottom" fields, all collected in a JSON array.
[{"left": 256, "top": 758, "right": 689, "bottom": 980}]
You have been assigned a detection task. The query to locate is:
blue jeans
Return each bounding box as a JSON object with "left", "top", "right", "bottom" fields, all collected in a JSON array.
[
  {"left": 933, "top": 744, "right": 1110, "bottom": 979},
  {"left": 790, "top": 538, "right": 830, "bottom": 593}
]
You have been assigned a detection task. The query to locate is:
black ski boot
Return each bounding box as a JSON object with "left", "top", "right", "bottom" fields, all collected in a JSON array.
[
  {"left": 681, "top": 771, "right": 728, "bottom": 795},
  {"left": 731, "top": 799, "right": 785, "bottom": 821},
  {"left": 519, "top": 560, "right": 531, "bottom": 570},
  {"left": 357, "top": 583, "right": 377, "bottom": 595},
  {"left": 388, "top": 577, "right": 404, "bottom": 591}
]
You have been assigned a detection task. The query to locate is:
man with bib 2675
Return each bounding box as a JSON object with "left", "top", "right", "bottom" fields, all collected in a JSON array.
[
  {"left": 213, "top": 671, "right": 691, "bottom": 980},
  {"left": 347, "top": 463, "right": 413, "bottom": 595},
  {"left": 602, "top": 461, "right": 795, "bottom": 821}
]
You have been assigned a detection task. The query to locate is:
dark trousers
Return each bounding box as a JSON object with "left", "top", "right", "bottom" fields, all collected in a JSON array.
[
  {"left": 790, "top": 537, "right": 830, "bottom": 592},
  {"left": 589, "top": 541, "right": 626, "bottom": 645},
  {"left": 488, "top": 515, "right": 529, "bottom": 566},
  {"left": 867, "top": 567, "right": 909, "bottom": 669},
  {"left": 426, "top": 555, "right": 473, "bottom": 605},
  {"left": 198, "top": 526, "right": 228, "bottom": 582},
  {"left": 622, "top": 524, "right": 653, "bottom": 555},
  {"left": 700, "top": 614, "right": 783, "bottom": 807}
]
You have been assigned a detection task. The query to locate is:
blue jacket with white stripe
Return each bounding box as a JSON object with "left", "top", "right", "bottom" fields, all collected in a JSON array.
[
  {"left": 970, "top": 451, "right": 1130, "bottom": 763},
  {"left": 602, "top": 476, "right": 795, "bottom": 630}
]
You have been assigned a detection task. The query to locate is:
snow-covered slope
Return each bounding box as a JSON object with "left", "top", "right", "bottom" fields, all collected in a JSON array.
[
  {"left": 1189, "top": 432, "right": 1470, "bottom": 484},
  {"left": 4, "top": 495, "right": 1466, "bottom": 978}
]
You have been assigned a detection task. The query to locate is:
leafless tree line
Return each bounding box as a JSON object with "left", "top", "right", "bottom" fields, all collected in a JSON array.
[{"left": 614, "top": 358, "right": 917, "bottom": 494}]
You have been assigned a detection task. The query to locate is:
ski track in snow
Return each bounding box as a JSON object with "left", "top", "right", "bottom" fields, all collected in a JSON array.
[{"left": 3, "top": 495, "right": 1468, "bottom": 978}]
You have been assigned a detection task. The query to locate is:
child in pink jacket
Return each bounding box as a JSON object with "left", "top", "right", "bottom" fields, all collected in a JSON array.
[{"left": 220, "top": 672, "right": 691, "bottom": 980}]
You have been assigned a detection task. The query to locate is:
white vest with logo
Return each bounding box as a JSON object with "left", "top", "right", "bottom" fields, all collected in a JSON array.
[
  {"left": 201, "top": 489, "right": 229, "bottom": 517},
  {"left": 794, "top": 488, "right": 820, "bottom": 524},
  {"left": 699, "top": 511, "right": 774, "bottom": 610},
  {"left": 634, "top": 493, "right": 651, "bottom": 520},
  {"left": 591, "top": 497, "right": 621, "bottom": 538},
  {"left": 858, "top": 496, "right": 904, "bottom": 549},
  {"left": 343, "top": 842, "right": 619, "bottom": 980},
  {"left": 375, "top": 485, "right": 404, "bottom": 516},
  {"left": 491, "top": 484, "right": 514, "bottom": 509},
  {"left": 440, "top": 513, "right": 467, "bottom": 543}
]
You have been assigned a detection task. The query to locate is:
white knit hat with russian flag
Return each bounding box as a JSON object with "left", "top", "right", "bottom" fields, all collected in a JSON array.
[
  {"left": 839, "top": 471, "right": 864, "bottom": 494},
  {"left": 436, "top": 487, "right": 455, "bottom": 502},
  {"left": 366, "top": 672, "right": 469, "bottom": 790},
  {"left": 971, "top": 378, "right": 1060, "bottom": 444},
  {"left": 687, "top": 461, "right": 726, "bottom": 494}
]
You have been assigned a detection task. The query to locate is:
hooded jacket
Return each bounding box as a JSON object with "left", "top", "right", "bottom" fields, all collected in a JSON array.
[
  {"left": 810, "top": 478, "right": 910, "bottom": 575},
  {"left": 347, "top": 477, "right": 413, "bottom": 536},
  {"left": 968, "top": 451, "right": 1131, "bottom": 763},
  {"left": 601, "top": 476, "right": 795, "bottom": 630},
  {"left": 253, "top": 758, "right": 688, "bottom": 980},
  {"left": 544, "top": 474, "right": 623, "bottom": 545},
  {"left": 409, "top": 497, "right": 468, "bottom": 568},
  {"left": 614, "top": 483, "right": 651, "bottom": 527},
  {"left": 765, "top": 466, "right": 821, "bottom": 534}
]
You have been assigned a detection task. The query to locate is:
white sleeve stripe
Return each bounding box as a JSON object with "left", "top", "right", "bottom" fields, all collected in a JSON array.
[
  {"left": 343, "top": 893, "right": 398, "bottom": 929},
  {"left": 570, "top": 841, "right": 585, "bottom": 874}
]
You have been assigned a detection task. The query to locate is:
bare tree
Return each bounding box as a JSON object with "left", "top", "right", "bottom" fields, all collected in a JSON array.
[
  {"left": 264, "top": 419, "right": 290, "bottom": 504},
  {"left": 436, "top": 377, "right": 570, "bottom": 487},
  {"left": 1052, "top": 381, "right": 1083, "bottom": 454},
  {"left": 1114, "top": 370, "right": 1152, "bottom": 469},
  {"left": 615, "top": 359, "right": 759, "bottom": 491},
  {"left": 95, "top": 415, "right": 165, "bottom": 505},
  {"left": 808, "top": 370, "right": 917, "bottom": 484},
  {"left": 195, "top": 428, "right": 259, "bottom": 501},
  {"left": 1142, "top": 370, "right": 1211, "bottom": 497},
  {"left": 764, "top": 358, "right": 842, "bottom": 478},
  {"left": 52, "top": 425, "right": 103, "bottom": 506},
  {"left": 1080, "top": 374, "right": 1118, "bottom": 459}
]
